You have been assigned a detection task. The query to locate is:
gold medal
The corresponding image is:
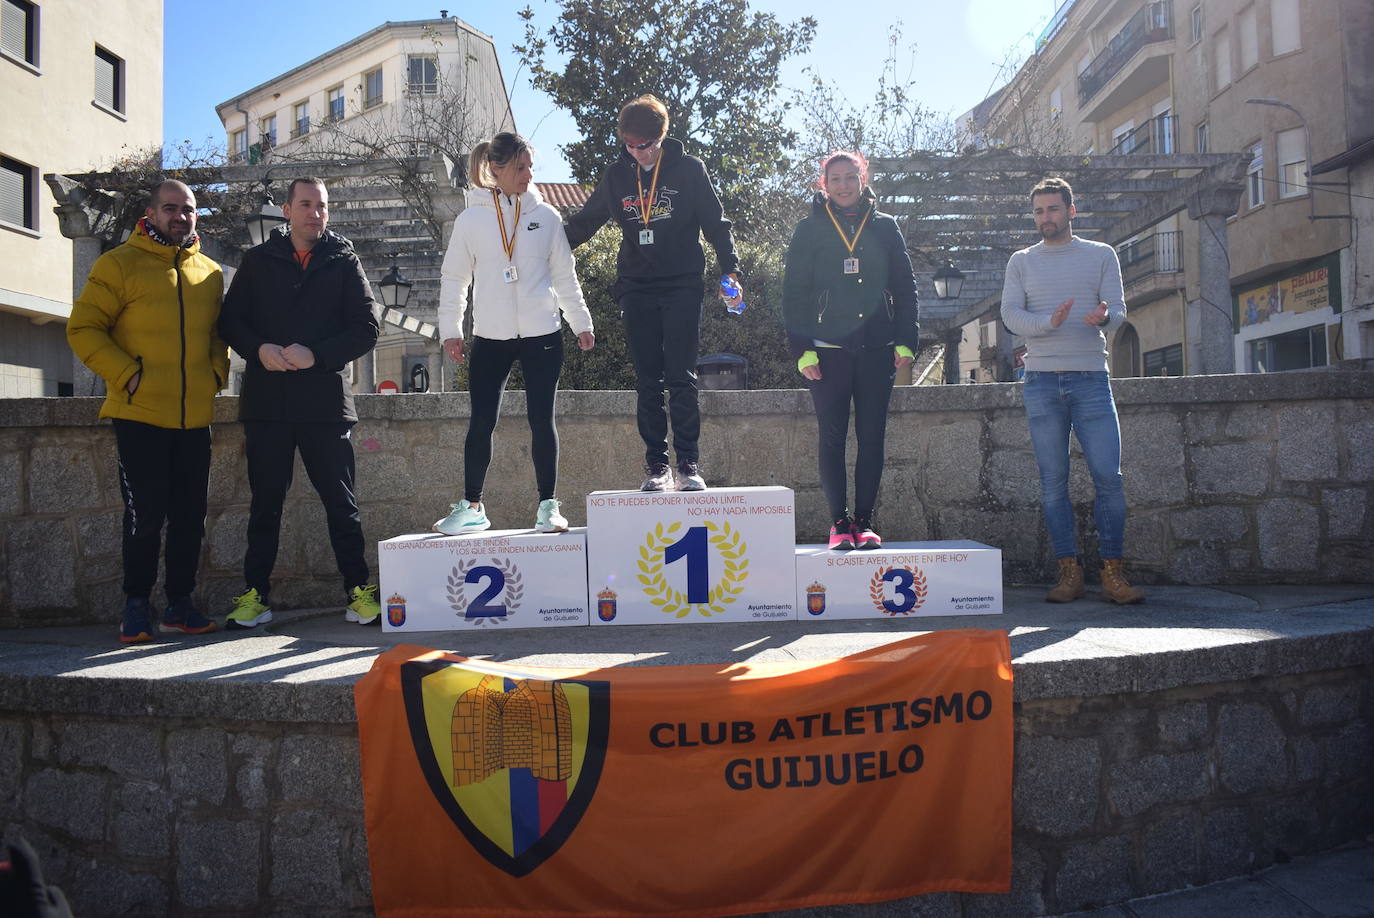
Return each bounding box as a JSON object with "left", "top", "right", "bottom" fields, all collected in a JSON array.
[
  {"left": 825, "top": 202, "right": 872, "bottom": 276},
  {"left": 634, "top": 156, "right": 663, "bottom": 243},
  {"left": 492, "top": 189, "right": 521, "bottom": 276}
]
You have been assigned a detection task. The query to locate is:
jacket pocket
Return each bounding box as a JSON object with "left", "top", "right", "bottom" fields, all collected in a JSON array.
[{"left": 126, "top": 356, "right": 144, "bottom": 403}]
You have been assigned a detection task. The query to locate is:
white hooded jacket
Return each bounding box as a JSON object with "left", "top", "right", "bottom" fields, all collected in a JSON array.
[{"left": 437, "top": 184, "right": 594, "bottom": 341}]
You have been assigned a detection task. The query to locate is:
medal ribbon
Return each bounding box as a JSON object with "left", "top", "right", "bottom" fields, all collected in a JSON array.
[
  {"left": 824, "top": 201, "right": 873, "bottom": 257},
  {"left": 492, "top": 190, "right": 521, "bottom": 262},
  {"left": 634, "top": 154, "right": 663, "bottom": 227}
]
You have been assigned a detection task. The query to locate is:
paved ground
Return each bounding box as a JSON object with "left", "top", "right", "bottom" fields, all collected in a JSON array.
[
  {"left": 3, "top": 582, "right": 1372, "bottom": 917},
  {"left": 1053, "top": 836, "right": 1374, "bottom": 917}
]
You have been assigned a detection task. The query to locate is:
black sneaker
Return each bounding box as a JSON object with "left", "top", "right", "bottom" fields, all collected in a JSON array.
[
  {"left": 120, "top": 597, "right": 155, "bottom": 644},
  {"left": 641, "top": 462, "right": 673, "bottom": 492},
  {"left": 676, "top": 460, "right": 706, "bottom": 491},
  {"left": 160, "top": 596, "right": 218, "bottom": 635}
]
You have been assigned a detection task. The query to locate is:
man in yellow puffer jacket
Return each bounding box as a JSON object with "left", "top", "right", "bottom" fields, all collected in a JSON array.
[{"left": 67, "top": 180, "right": 230, "bottom": 643}]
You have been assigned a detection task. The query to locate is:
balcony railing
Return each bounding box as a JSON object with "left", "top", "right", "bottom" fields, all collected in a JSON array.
[
  {"left": 1118, "top": 230, "right": 1183, "bottom": 285},
  {"left": 1108, "top": 115, "right": 1177, "bottom": 155},
  {"left": 1078, "top": 1, "right": 1174, "bottom": 105}
]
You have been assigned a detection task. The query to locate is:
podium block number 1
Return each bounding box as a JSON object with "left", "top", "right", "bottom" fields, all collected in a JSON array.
[{"left": 638, "top": 521, "right": 749, "bottom": 619}]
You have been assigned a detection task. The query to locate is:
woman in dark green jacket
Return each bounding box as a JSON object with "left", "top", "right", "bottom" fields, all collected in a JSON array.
[{"left": 782, "top": 151, "right": 919, "bottom": 550}]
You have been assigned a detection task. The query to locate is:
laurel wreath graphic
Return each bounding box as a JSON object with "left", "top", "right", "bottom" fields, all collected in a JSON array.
[
  {"left": 447, "top": 558, "right": 524, "bottom": 625},
  {"left": 870, "top": 565, "right": 928, "bottom": 616},
  {"left": 636, "top": 520, "right": 749, "bottom": 618}
]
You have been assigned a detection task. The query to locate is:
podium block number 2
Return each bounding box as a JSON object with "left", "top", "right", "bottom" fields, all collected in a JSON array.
[
  {"left": 464, "top": 566, "right": 506, "bottom": 618},
  {"left": 448, "top": 559, "right": 525, "bottom": 624}
]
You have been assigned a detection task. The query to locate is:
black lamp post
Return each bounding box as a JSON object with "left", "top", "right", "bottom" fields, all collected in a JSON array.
[
  {"left": 932, "top": 260, "right": 966, "bottom": 300},
  {"left": 379, "top": 254, "right": 413, "bottom": 309},
  {"left": 246, "top": 183, "right": 286, "bottom": 247}
]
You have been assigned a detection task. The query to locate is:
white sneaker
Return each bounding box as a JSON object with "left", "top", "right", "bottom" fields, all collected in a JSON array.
[
  {"left": 433, "top": 500, "right": 491, "bottom": 535},
  {"left": 535, "top": 498, "right": 568, "bottom": 533}
]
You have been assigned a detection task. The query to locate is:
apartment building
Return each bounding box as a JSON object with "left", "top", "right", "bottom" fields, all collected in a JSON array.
[
  {"left": 214, "top": 14, "right": 514, "bottom": 392},
  {"left": 971, "top": 0, "right": 1369, "bottom": 375},
  {"left": 0, "top": 0, "right": 162, "bottom": 396}
]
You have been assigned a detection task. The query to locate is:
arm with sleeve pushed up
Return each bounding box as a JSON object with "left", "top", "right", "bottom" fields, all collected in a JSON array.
[{"left": 999, "top": 251, "right": 1054, "bottom": 338}]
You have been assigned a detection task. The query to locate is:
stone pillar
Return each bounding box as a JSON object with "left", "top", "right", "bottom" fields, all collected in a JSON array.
[
  {"left": 356, "top": 348, "right": 376, "bottom": 393},
  {"left": 943, "top": 327, "right": 963, "bottom": 384},
  {"left": 1186, "top": 183, "right": 1244, "bottom": 375},
  {"left": 46, "top": 175, "right": 124, "bottom": 398}
]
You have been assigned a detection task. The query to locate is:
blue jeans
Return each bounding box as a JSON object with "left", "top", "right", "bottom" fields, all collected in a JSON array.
[{"left": 1022, "top": 371, "right": 1126, "bottom": 559}]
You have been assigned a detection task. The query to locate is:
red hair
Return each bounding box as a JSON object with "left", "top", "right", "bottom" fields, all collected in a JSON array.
[{"left": 819, "top": 150, "right": 869, "bottom": 190}]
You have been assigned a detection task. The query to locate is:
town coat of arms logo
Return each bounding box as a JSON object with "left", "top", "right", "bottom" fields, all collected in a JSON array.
[{"left": 401, "top": 661, "right": 610, "bottom": 876}]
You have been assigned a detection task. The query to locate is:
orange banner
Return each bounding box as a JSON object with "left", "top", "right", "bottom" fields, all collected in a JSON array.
[{"left": 355, "top": 630, "right": 1013, "bottom": 917}]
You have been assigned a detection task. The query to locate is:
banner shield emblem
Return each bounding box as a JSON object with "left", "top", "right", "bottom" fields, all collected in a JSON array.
[{"left": 401, "top": 660, "right": 610, "bottom": 877}]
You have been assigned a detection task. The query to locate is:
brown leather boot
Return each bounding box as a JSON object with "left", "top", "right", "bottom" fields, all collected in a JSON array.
[
  {"left": 1101, "top": 559, "right": 1145, "bottom": 604},
  {"left": 1045, "top": 557, "right": 1085, "bottom": 602}
]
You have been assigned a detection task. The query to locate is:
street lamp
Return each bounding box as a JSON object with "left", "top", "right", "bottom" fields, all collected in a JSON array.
[
  {"left": 378, "top": 253, "right": 413, "bottom": 309},
  {"left": 1244, "top": 97, "right": 1314, "bottom": 220},
  {"left": 245, "top": 182, "right": 286, "bottom": 246},
  {"left": 932, "top": 260, "right": 966, "bottom": 300}
]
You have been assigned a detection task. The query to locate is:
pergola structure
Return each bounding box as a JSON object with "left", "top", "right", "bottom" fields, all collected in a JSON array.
[
  {"left": 47, "top": 148, "right": 1250, "bottom": 391},
  {"left": 871, "top": 150, "right": 1250, "bottom": 381},
  {"left": 46, "top": 154, "right": 465, "bottom": 393}
]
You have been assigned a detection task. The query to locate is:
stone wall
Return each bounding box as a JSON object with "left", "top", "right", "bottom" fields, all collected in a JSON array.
[
  {"left": 0, "top": 648, "right": 1368, "bottom": 916},
  {"left": 1, "top": 369, "right": 1371, "bottom": 627}
]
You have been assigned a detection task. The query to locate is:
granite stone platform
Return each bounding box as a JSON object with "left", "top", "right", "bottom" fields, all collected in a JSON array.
[{"left": 1, "top": 584, "right": 1371, "bottom": 917}]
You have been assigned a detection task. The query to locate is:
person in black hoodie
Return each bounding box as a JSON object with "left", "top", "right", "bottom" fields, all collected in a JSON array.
[
  {"left": 218, "top": 177, "right": 382, "bottom": 627},
  {"left": 566, "top": 94, "right": 743, "bottom": 492},
  {"left": 783, "top": 151, "right": 919, "bottom": 550}
]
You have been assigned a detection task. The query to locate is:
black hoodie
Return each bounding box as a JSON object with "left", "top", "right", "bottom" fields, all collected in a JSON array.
[
  {"left": 565, "top": 137, "right": 740, "bottom": 294},
  {"left": 220, "top": 228, "right": 380, "bottom": 422}
]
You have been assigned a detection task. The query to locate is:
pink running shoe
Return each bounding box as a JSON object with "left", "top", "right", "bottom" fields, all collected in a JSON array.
[
  {"left": 852, "top": 518, "right": 882, "bottom": 550},
  {"left": 828, "top": 518, "right": 856, "bottom": 551}
]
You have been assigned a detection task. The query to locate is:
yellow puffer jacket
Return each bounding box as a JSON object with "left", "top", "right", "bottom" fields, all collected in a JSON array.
[{"left": 67, "top": 222, "right": 230, "bottom": 429}]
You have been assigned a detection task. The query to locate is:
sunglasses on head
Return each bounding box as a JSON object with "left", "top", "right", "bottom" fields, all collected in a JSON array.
[{"left": 624, "top": 138, "right": 659, "bottom": 151}]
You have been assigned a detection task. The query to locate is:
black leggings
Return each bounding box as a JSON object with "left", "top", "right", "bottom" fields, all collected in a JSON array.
[
  {"left": 808, "top": 346, "right": 897, "bottom": 522},
  {"left": 465, "top": 331, "right": 565, "bottom": 502}
]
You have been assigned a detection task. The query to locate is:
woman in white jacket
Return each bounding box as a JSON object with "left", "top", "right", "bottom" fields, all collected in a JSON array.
[{"left": 433, "top": 133, "right": 595, "bottom": 535}]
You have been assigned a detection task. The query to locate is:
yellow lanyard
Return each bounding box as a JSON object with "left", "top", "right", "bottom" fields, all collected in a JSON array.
[
  {"left": 824, "top": 201, "right": 872, "bottom": 255},
  {"left": 492, "top": 190, "right": 521, "bottom": 262},
  {"left": 635, "top": 156, "right": 663, "bottom": 226}
]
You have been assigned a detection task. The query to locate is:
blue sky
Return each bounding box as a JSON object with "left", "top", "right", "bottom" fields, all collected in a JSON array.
[{"left": 165, "top": 0, "right": 1061, "bottom": 183}]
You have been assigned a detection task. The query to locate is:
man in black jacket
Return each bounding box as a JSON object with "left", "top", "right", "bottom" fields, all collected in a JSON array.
[{"left": 219, "top": 177, "right": 382, "bottom": 627}]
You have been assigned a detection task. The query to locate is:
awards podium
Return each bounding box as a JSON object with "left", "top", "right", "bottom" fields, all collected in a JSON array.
[
  {"left": 378, "top": 489, "right": 1003, "bottom": 632},
  {"left": 585, "top": 486, "right": 797, "bottom": 625},
  {"left": 378, "top": 530, "right": 590, "bottom": 632}
]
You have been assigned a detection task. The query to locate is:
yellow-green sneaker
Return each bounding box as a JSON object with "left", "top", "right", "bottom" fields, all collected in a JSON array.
[
  {"left": 346, "top": 584, "right": 381, "bottom": 625},
  {"left": 225, "top": 587, "right": 273, "bottom": 630}
]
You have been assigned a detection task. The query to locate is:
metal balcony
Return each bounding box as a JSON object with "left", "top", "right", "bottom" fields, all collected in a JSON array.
[
  {"left": 1078, "top": 2, "right": 1174, "bottom": 106},
  {"left": 1118, "top": 230, "right": 1183, "bottom": 288},
  {"left": 1107, "top": 115, "right": 1178, "bottom": 155}
]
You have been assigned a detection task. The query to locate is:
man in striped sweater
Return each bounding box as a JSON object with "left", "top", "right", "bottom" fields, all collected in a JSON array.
[{"left": 1001, "top": 177, "right": 1145, "bottom": 605}]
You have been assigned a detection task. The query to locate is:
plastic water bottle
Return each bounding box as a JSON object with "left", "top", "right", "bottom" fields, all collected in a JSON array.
[{"left": 721, "top": 275, "right": 745, "bottom": 315}]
